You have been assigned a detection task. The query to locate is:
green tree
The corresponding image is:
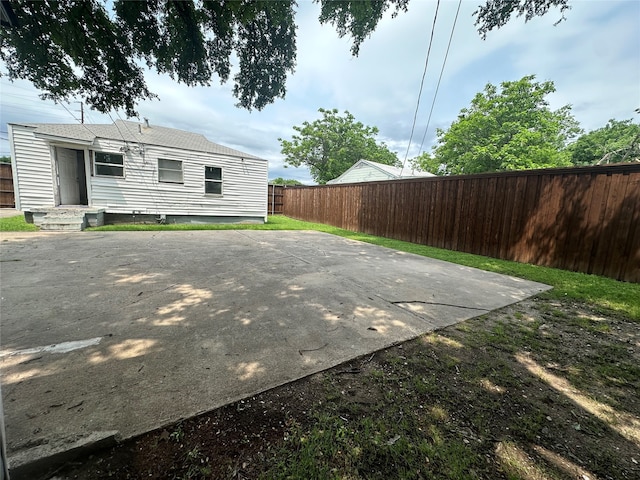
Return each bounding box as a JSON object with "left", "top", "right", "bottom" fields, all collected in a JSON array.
[
  {"left": 279, "top": 108, "right": 398, "bottom": 184},
  {"left": 0, "top": 0, "right": 297, "bottom": 115},
  {"left": 414, "top": 75, "right": 581, "bottom": 175},
  {"left": 270, "top": 177, "right": 303, "bottom": 186},
  {"left": 0, "top": 0, "right": 570, "bottom": 116},
  {"left": 567, "top": 119, "right": 640, "bottom": 165},
  {"left": 475, "top": 0, "right": 570, "bottom": 38},
  {"left": 0, "top": 156, "right": 11, "bottom": 164}
]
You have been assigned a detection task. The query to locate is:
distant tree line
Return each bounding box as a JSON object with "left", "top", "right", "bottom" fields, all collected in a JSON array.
[
  {"left": 411, "top": 76, "right": 640, "bottom": 176},
  {"left": 270, "top": 177, "right": 303, "bottom": 186},
  {"left": 279, "top": 76, "right": 638, "bottom": 183}
]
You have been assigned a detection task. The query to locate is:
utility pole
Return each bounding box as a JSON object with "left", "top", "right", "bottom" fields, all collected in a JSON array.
[{"left": 76, "top": 101, "right": 84, "bottom": 124}]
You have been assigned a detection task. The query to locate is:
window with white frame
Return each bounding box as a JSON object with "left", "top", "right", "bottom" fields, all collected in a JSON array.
[
  {"left": 158, "top": 158, "right": 183, "bottom": 183},
  {"left": 204, "top": 166, "right": 222, "bottom": 195},
  {"left": 94, "top": 152, "right": 124, "bottom": 177}
]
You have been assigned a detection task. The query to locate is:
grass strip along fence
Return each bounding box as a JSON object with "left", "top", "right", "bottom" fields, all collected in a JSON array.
[{"left": 283, "top": 164, "right": 640, "bottom": 283}]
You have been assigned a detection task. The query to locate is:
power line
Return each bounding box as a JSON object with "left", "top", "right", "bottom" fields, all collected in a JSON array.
[
  {"left": 58, "top": 102, "right": 82, "bottom": 124},
  {"left": 1, "top": 100, "right": 73, "bottom": 113},
  {"left": 418, "top": 0, "right": 462, "bottom": 155},
  {"left": 107, "top": 111, "right": 129, "bottom": 145},
  {"left": 0, "top": 82, "right": 45, "bottom": 94},
  {"left": 59, "top": 102, "right": 99, "bottom": 137},
  {"left": 115, "top": 110, "right": 137, "bottom": 139},
  {"left": 1, "top": 91, "right": 49, "bottom": 100},
  {"left": 401, "top": 0, "right": 441, "bottom": 175},
  {"left": 113, "top": 111, "right": 166, "bottom": 212}
]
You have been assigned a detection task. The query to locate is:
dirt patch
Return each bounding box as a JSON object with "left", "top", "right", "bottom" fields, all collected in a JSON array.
[{"left": 49, "top": 296, "right": 640, "bottom": 479}]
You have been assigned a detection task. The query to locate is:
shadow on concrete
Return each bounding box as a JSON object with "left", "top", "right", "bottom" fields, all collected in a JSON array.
[{"left": 0, "top": 230, "right": 549, "bottom": 473}]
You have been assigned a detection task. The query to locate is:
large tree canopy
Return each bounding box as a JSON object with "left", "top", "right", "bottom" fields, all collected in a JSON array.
[
  {"left": 567, "top": 119, "right": 640, "bottom": 166},
  {"left": 0, "top": 0, "right": 298, "bottom": 115},
  {"left": 0, "top": 0, "right": 570, "bottom": 116},
  {"left": 279, "top": 108, "right": 398, "bottom": 184},
  {"left": 413, "top": 75, "right": 581, "bottom": 175}
]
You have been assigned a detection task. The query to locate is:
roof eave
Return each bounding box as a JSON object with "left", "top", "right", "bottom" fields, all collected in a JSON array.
[
  {"left": 33, "top": 132, "right": 94, "bottom": 146},
  {"left": 366, "top": 161, "right": 400, "bottom": 178}
]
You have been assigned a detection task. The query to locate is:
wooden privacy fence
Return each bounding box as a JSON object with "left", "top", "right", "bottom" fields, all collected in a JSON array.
[
  {"left": 283, "top": 164, "right": 640, "bottom": 283},
  {"left": 267, "top": 184, "right": 284, "bottom": 214},
  {"left": 0, "top": 163, "right": 15, "bottom": 208}
]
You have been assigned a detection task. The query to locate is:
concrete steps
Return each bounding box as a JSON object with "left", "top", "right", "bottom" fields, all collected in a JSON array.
[
  {"left": 28, "top": 207, "right": 105, "bottom": 231},
  {"left": 39, "top": 213, "right": 87, "bottom": 231}
]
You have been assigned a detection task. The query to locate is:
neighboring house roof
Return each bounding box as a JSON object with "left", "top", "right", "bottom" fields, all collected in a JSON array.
[
  {"left": 10, "top": 120, "right": 265, "bottom": 160},
  {"left": 327, "top": 159, "right": 435, "bottom": 184}
]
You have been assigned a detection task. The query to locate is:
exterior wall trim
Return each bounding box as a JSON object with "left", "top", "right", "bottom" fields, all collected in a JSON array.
[{"left": 7, "top": 124, "right": 20, "bottom": 210}]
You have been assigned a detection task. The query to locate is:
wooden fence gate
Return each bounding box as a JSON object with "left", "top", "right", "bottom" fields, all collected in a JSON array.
[
  {"left": 267, "top": 184, "right": 284, "bottom": 215},
  {"left": 0, "top": 163, "right": 15, "bottom": 208}
]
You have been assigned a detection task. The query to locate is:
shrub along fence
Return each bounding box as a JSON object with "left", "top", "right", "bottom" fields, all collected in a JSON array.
[{"left": 283, "top": 163, "right": 640, "bottom": 283}]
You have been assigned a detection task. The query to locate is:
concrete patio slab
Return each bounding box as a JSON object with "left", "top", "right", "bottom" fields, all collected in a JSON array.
[{"left": 0, "top": 230, "right": 550, "bottom": 472}]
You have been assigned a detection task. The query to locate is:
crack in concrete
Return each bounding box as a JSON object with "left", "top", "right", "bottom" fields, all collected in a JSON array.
[{"left": 390, "top": 300, "right": 491, "bottom": 312}]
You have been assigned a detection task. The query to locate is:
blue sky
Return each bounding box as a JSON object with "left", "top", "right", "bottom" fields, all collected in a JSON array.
[{"left": 1, "top": 0, "right": 639, "bottom": 184}]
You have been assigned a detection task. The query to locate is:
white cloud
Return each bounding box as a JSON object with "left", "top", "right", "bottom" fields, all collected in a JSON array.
[{"left": 1, "top": 0, "right": 638, "bottom": 182}]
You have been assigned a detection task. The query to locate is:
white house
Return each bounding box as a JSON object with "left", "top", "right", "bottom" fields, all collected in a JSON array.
[
  {"left": 8, "top": 120, "right": 268, "bottom": 227},
  {"left": 326, "top": 159, "right": 435, "bottom": 184}
]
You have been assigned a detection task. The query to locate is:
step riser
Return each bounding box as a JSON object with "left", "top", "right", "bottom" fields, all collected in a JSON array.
[
  {"left": 39, "top": 213, "right": 87, "bottom": 231},
  {"left": 40, "top": 223, "right": 85, "bottom": 231}
]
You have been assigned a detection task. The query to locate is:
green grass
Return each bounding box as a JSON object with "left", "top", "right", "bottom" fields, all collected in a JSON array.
[
  {"left": 59, "top": 215, "right": 639, "bottom": 479},
  {"left": 88, "top": 215, "right": 302, "bottom": 231},
  {"left": 262, "top": 413, "right": 478, "bottom": 480},
  {"left": 92, "top": 215, "right": 640, "bottom": 320},
  {"left": 0, "top": 214, "right": 39, "bottom": 232}
]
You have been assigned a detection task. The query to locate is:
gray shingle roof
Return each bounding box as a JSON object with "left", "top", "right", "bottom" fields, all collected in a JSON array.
[
  {"left": 12, "top": 120, "right": 264, "bottom": 160},
  {"left": 368, "top": 160, "right": 435, "bottom": 178}
]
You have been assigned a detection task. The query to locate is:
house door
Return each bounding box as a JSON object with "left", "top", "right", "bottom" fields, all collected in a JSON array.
[{"left": 56, "top": 147, "right": 88, "bottom": 206}]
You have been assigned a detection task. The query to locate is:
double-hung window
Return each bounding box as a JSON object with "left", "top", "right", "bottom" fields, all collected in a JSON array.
[
  {"left": 158, "top": 159, "right": 183, "bottom": 183},
  {"left": 204, "top": 166, "right": 222, "bottom": 195},
  {"left": 94, "top": 152, "right": 124, "bottom": 177}
]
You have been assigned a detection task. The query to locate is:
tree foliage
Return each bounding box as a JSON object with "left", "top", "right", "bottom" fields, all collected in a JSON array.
[
  {"left": 0, "top": 0, "right": 570, "bottom": 116},
  {"left": 475, "top": 0, "right": 571, "bottom": 38},
  {"left": 279, "top": 108, "right": 398, "bottom": 184},
  {"left": 413, "top": 76, "right": 581, "bottom": 175},
  {"left": 1, "top": 0, "right": 297, "bottom": 116},
  {"left": 318, "top": 0, "right": 409, "bottom": 55},
  {"left": 567, "top": 119, "right": 640, "bottom": 166},
  {"left": 270, "top": 177, "right": 303, "bottom": 186}
]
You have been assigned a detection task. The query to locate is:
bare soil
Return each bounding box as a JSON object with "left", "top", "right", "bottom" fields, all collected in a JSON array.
[{"left": 49, "top": 296, "right": 640, "bottom": 479}]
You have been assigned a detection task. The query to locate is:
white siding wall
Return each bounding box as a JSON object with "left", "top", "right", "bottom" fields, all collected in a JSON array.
[
  {"left": 9, "top": 125, "right": 268, "bottom": 219},
  {"left": 9, "top": 125, "right": 56, "bottom": 210},
  {"left": 334, "top": 164, "right": 393, "bottom": 184},
  {"left": 89, "top": 139, "right": 267, "bottom": 218}
]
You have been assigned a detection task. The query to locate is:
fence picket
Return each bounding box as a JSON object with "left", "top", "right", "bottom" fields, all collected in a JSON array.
[{"left": 282, "top": 164, "right": 640, "bottom": 282}]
